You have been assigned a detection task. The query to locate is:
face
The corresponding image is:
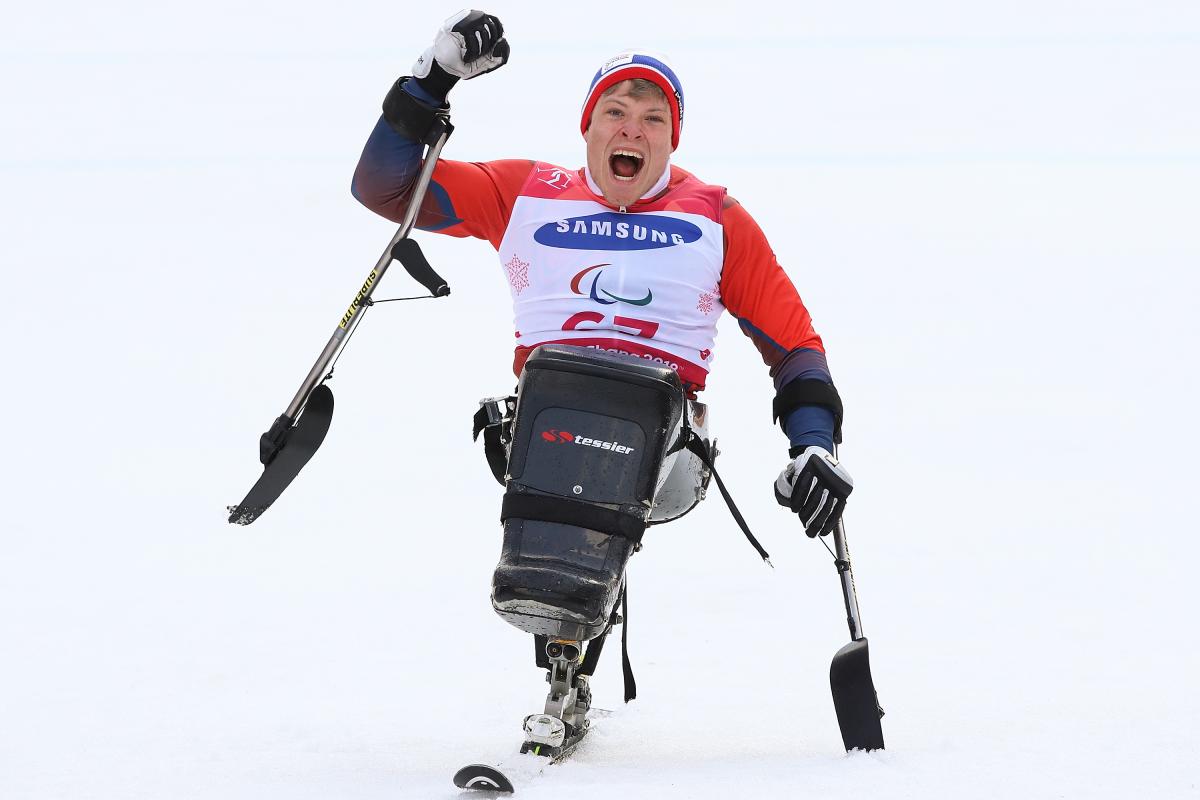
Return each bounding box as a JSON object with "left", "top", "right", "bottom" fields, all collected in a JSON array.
[{"left": 584, "top": 83, "right": 673, "bottom": 207}]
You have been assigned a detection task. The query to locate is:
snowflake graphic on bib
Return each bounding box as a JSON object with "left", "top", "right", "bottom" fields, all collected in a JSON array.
[{"left": 505, "top": 254, "right": 530, "bottom": 294}]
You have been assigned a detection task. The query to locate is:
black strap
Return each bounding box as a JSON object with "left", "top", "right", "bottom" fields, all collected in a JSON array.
[
  {"left": 578, "top": 629, "right": 606, "bottom": 677},
  {"left": 772, "top": 378, "right": 844, "bottom": 444},
  {"left": 472, "top": 403, "right": 511, "bottom": 486},
  {"left": 575, "top": 582, "right": 636, "bottom": 703},
  {"left": 501, "top": 493, "right": 647, "bottom": 543},
  {"left": 481, "top": 428, "right": 506, "bottom": 485},
  {"left": 382, "top": 77, "right": 453, "bottom": 145},
  {"left": 471, "top": 405, "right": 491, "bottom": 441},
  {"left": 683, "top": 432, "right": 772, "bottom": 564},
  {"left": 619, "top": 582, "right": 636, "bottom": 702}
]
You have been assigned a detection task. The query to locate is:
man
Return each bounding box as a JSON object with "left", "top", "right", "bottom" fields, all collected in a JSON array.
[{"left": 352, "top": 10, "right": 854, "bottom": 539}]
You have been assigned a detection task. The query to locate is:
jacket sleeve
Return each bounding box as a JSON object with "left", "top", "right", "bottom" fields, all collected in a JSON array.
[
  {"left": 351, "top": 114, "right": 532, "bottom": 249},
  {"left": 719, "top": 197, "right": 840, "bottom": 451}
]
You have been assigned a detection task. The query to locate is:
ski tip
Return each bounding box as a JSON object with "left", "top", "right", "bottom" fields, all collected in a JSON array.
[{"left": 452, "top": 764, "right": 515, "bottom": 793}]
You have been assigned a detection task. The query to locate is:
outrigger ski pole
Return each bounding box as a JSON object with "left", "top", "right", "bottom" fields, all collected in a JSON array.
[
  {"left": 228, "top": 115, "right": 455, "bottom": 525},
  {"left": 825, "top": 517, "right": 886, "bottom": 750}
]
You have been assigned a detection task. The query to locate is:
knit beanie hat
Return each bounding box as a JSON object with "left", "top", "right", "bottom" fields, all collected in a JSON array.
[{"left": 580, "top": 52, "right": 684, "bottom": 150}]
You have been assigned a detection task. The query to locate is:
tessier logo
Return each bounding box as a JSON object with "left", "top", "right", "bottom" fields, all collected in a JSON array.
[{"left": 539, "top": 429, "right": 636, "bottom": 455}]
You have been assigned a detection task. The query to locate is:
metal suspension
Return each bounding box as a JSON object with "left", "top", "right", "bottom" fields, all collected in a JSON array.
[{"left": 522, "top": 639, "right": 591, "bottom": 755}]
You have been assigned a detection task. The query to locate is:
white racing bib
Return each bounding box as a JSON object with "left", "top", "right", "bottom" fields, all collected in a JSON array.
[{"left": 497, "top": 163, "right": 727, "bottom": 389}]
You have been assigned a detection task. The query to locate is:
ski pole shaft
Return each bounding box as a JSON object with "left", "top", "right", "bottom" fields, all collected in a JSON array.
[
  {"left": 832, "top": 519, "right": 865, "bottom": 641},
  {"left": 280, "top": 120, "right": 452, "bottom": 421}
]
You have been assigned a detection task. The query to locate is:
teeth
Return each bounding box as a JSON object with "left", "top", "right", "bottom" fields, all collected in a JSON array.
[{"left": 611, "top": 149, "right": 643, "bottom": 181}]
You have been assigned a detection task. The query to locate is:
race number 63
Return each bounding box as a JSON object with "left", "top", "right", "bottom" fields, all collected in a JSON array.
[{"left": 562, "top": 312, "right": 660, "bottom": 339}]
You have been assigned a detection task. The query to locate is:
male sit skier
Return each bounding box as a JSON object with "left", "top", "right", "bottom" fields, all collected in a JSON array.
[{"left": 351, "top": 9, "right": 855, "bottom": 755}]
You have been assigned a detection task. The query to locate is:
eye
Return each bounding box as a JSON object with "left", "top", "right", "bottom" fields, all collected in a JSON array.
[
  {"left": 607, "top": 108, "right": 624, "bottom": 118},
  {"left": 646, "top": 115, "right": 665, "bottom": 124}
]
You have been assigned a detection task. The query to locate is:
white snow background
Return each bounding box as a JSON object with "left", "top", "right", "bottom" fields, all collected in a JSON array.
[{"left": 2, "top": 1, "right": 1198, "bottom": 798}]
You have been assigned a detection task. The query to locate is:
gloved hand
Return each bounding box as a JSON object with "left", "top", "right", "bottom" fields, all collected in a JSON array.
[
  {"left": 413, "top": 9, "right": 510, "bottom": 97},
  {"left": 774, "top": 446, "right": 854, "bottom": 538}
]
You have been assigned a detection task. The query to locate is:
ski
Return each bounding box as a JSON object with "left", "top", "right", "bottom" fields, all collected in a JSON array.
[
  {"left": 452, "top": 715, "right": 592, "bottom": 793},
  {"left": 227, "top": 383, "right": 334, "bottom": 525}
]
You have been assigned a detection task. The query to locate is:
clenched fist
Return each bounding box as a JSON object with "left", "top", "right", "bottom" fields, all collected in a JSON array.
[{"left": 413, "top": 9, "right": 510, "bottom": 96}]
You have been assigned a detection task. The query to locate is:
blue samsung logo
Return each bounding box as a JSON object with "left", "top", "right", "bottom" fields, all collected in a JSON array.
[{"left": 534, "top": 212, "right": 702, "bottom": 251}]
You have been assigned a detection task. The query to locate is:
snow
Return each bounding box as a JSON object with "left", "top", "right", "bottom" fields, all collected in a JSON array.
[{"left": 2, "top": 2, "right": 1198, "bottom": 798}]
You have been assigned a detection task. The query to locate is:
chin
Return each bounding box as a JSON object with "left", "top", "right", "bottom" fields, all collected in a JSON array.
[{"left": 602, "top": 182, "right": 644, "bottom": 207}]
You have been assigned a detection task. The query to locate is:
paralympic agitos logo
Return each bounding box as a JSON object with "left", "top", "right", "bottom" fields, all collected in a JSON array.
[
  {"left": 540, "top": 429, "right": 637, "bottom": 455},
  {"left": 571, "top": 263, "right": 652, "bottom": 306},
  {"left": 534, "top": 212, "right": 702, "bottom": 251}
]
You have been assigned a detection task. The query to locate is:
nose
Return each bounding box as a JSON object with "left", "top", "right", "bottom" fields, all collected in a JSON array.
[{"left": 619, "top": 119, "right": 644, "bottom": 139}]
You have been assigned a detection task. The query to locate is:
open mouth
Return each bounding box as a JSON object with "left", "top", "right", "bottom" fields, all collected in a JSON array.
[{"left": 608, "top": 149, "right": 644, "bottom": 182}]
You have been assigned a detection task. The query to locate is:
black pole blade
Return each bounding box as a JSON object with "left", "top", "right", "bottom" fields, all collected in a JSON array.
[
  {"left": 830, "top": 637, "right": 885, "bottom": 751},
  {"left": 227, "top": 384, "right": 335, "bottom": 525}
]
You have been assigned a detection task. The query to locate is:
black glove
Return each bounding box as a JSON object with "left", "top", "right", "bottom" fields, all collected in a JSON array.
[
  {"left": 413, "top": 9, "right": 510, "bottom": 98},
  {"left": 774, "top": 446, "right": 854, "bottom": 537}
]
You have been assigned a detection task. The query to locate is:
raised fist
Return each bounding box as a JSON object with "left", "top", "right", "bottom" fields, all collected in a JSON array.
[{"left": 415, "top": 9, "right": 510, "bottom": 84}]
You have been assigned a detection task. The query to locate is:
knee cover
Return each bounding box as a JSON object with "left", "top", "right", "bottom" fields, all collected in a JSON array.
[{"left": 491, "top": 345, "right": 684, "bottom": 641}]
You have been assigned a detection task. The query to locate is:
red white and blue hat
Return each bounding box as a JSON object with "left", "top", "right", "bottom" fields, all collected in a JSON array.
[{"left": 580, "top": 52, "right": 685, "bottom": 150}]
